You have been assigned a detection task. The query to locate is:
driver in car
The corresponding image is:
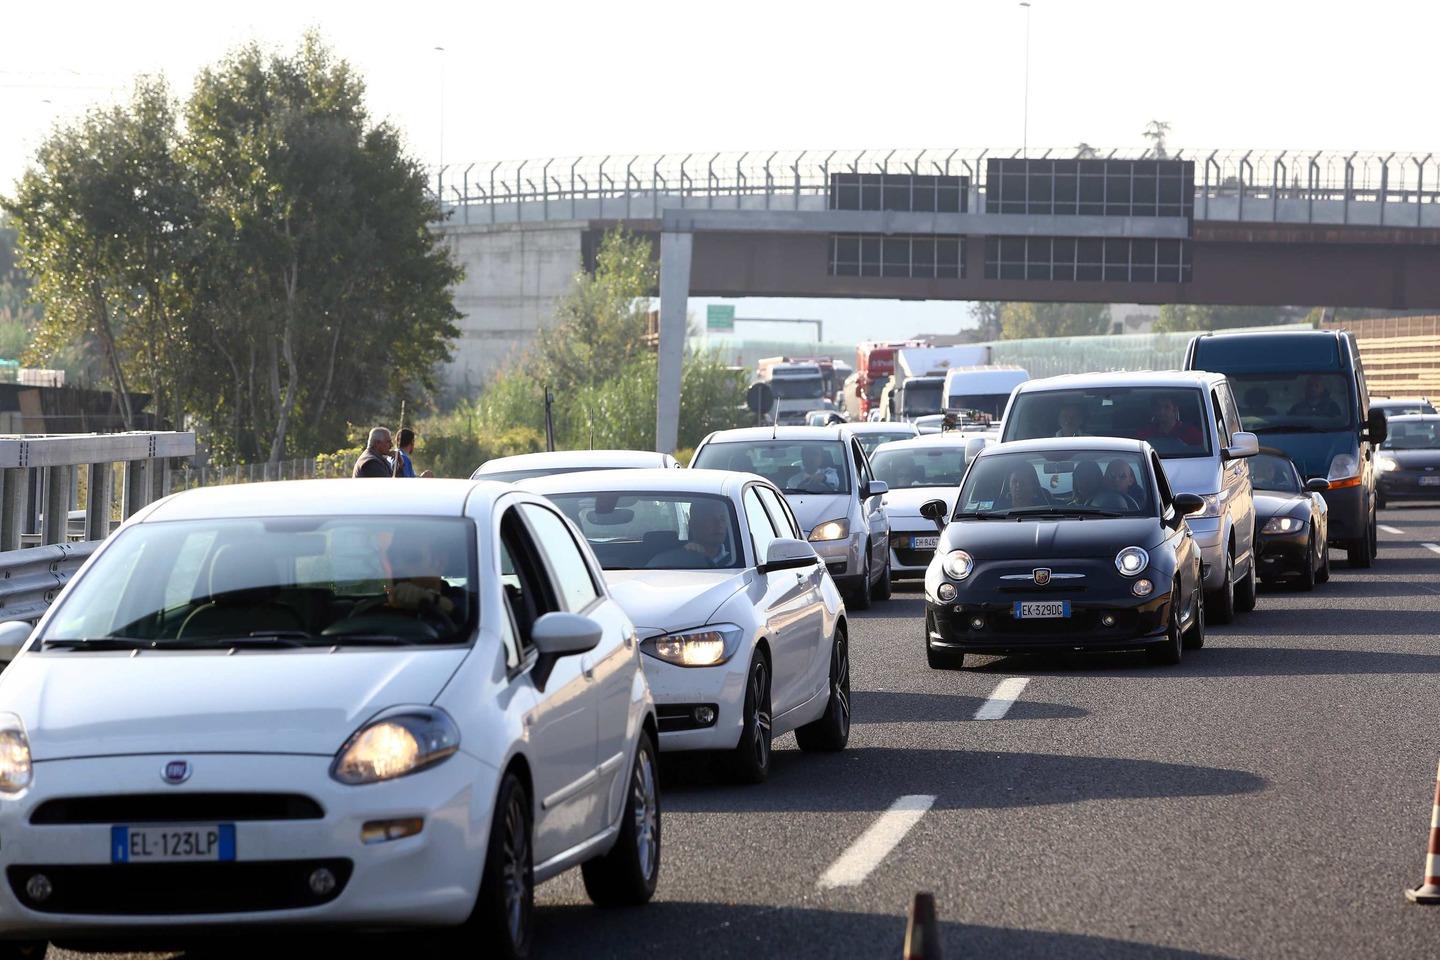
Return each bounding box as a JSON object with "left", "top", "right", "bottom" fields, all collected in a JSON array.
[
  {"left": 1005, "top": 467, "right": 1050, "bottom": 508},
  {"left": 787, "top": 447, "right": 841, "bottom": 492},
  {"left": 649, "top": 500, "right": 734, "bottom": 568},
  {"left": 386, "top": 532, "right": 458, "bottom": 615},
  {"left": 1137, "top": 395, "right": 1203, "bottom": 447}
]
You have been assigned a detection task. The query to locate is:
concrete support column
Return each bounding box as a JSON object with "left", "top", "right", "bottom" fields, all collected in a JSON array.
[
  {"left": 656, "top": 230, "right": 693, "bottom": 455},
  {"left": 85, "top": 462, "right": 113, "bottom": 541},
  {"left": 0, "top": 468, "right": 26, "bottom": 552},
  {"left": 123, "top": 460, "right": 152, "bottom": 519},
  {"left": 42, "top": 466, "right": 69, "bottom": 545}
]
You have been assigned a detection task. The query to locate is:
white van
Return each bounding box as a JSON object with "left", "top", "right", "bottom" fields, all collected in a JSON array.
[{"left": 942, "top": 366, "right": 1030, "bottom": 424}]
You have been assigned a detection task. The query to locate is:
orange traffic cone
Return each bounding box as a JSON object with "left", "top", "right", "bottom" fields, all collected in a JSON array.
[{"left": 1406, "top": 760, "right": 1440, "bottom": 904}]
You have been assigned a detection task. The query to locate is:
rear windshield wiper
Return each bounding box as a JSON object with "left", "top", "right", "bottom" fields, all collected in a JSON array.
[{"left": 43, "top": 637, "right": 154, "bottom": 651}]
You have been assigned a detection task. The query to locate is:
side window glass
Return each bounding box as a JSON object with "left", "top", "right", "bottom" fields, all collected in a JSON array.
[
  {"left": 1218, "top": 384, "right": 1243, "bottom": 441},
  {"left": 743, "top": 487, "right": 780, "bottom": 567},
  {"left": 520, "top": 504, "right": 600, "bottom": 613},
  {"left": 854, "top": 441, "right": 873, "bottom": 488},
  {"left": 1210, "top": 389, "right": 1229, "bottom": 446},
  {"left": 756, "top": 486, "right": 801, "bottom": 540},
  {"left": 1152, "top": 454, "right": 1175, "bottom": 514},
  {"left": 499, "top": 509, "right": 558, "bottom": 658}
]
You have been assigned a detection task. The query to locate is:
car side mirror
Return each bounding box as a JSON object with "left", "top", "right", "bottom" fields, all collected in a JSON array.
[
  {"left": 1305, "top": 477, "right": 1331, "bottom": 493},
  {"left": 1365, "top": 408, "right": 1388, "bottom": 445},
  {"left": 864, "top": 480, "right": 889, "bottom": 499},
  {"left": 0, "top": 620, "right": 33, "bottom": 667},
  {"left": 530, "top": 612, "right": 602, "bottom": 692},
  {"left": 919, "top": 499, "right": 950, "bottom": 531},
  {"left": 760, "top": 538, "right": 819, "bottom": 574},
  {"left": 1172, "top": 493, "right": 1206, "bottom": 516},
  {"left": 1223, "top": 431, "right": 1260, "bottom": 460}
]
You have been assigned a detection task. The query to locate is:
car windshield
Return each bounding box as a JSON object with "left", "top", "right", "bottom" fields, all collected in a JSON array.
[
  {"left": 856, "top": 432, "right": 914, "bottom": 457},
  {"left": 871, "top": 446, "right": 971, "bottom": 489},
  {"left": 902, "top": 380, "right": 945, "bottom": 417},
  {"left": 1384, "top": 420, "right": 1440, "bottom": 450},
  {"left": 1228, "top": 373, "right": 1355, "bottom": 433},
  {"left": 1378, "top": 403, "right": 1433, "bottom": 416},
  {"left": 956, "top": 450, "right": 1154, "bottom": 518},
  {"left": 1005, "top": 386, "right": 1213, "bottom": 459},
  {"left": 769, "top": 376, "right": 824, "bottom": 400},
  {"left": 1249, "top": 453, "right": 1301, "bottom": 492},
  {"left": 946, "top": 392, "right": 1010, "bottom": 419},
  {"left": 38, "top": 517, "right": 478, "bottom": 649},
  {"left": 545, "top": 492, "right": 744, "bottom": 571},
  {"left": 693, "top": 440, "right": 852, "bottom": 495}
]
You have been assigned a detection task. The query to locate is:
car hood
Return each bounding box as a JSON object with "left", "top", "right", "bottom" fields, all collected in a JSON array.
[
  {"left": 882, "top": 487, "right": 959, "bottom": 518},
  {"left": 1253, "top": 490, "right": 1309, "bottom": 520},
  {"left": 1387, "top": 449, "right": 1440, "bottom": 470},
  {"left": 783, "top": 493, "right": 852, "bottom": 533},
  {"left": 1158, "top": 457, "right": 1222, "bottom": 494},
  {"left": 942, "top": 516, "right": 1163, "bottom": 559},
  {"left": 0, "top": 648, "right": 468, "bottom": 760},
  {"left": 604, "top": 569, "right": 750, "bottom": 634}
]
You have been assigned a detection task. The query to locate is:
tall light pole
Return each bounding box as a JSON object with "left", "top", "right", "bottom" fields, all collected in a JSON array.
[
  {"left": 434, "top": 46, "right": 446, "bottom": 170},
  {"left": 1020, "top": 2, "right": 1031, "bottom": 158}
]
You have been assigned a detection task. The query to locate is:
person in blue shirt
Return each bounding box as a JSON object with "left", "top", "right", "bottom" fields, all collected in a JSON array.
[{"left": 393, "top": 428, "right": 433, "bottom": 478}]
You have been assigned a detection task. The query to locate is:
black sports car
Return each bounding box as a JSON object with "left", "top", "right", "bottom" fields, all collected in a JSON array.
[
  {"left": 1250, "top": 449, "right": 1331, "bottom": 590},
  {"left": 919, "top": 437, "right": 1206, "bottom": 668},
  {"left": 1375, "top": 415, "right": 1440, "bottom": 508}
]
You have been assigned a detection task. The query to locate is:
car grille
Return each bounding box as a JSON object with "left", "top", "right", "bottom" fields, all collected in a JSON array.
[
  {"left": 893, "top": 547, "right": 935, "bottom": 567},
  {"left": 30, "top": 793, "right": 325, "bottom": 825},
  {"left": 8, "top": 859, "right": 352, "bottom": 915},
  {"left": 987, "top": 609, "right": 1138, "bottom": 635}
]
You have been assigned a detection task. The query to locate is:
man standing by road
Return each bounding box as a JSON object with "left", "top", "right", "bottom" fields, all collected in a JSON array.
[
  {"left": 393, "top": 428, "right": 433, "bottom": 478},
  {"left": 353, "top": 427, "right": 395, "bottom": 478}
]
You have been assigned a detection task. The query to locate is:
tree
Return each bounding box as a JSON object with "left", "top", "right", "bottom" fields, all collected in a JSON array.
[
  {"left": 1153, "top": 304, "right": 1296, "bottom": 333},
  {"left": 0, "top": 215, "right": 41, "bottom": 359},
  {"left": 999, "top": 302, "right": 1111, "bottom": 339},
  {"left": 971, "top": 301, "right": 1003, "bottom": 340},
  {"left": 1142, "top": 120, "right": 1171, "bottom": 160},
  {"left": 1074, "top": 143, "right": 1100, "bottom": 160}
]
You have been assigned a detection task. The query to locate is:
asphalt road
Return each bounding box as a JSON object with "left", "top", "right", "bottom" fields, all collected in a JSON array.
[{"left": 54, "top": 504, "right": 1440, "bottom": 960}]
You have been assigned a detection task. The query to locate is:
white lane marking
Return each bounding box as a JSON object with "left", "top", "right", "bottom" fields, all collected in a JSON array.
[
  {"left": 1379, "top": 524, "right": 1403, "bottom": 535},
  {"left": 1424, "top": 543, "right": 1440, "bottom": 557},
  {"left": 818, "top": 794, "right": 936, "bottom": 889},
  {"left": 973, "top": 677, "right": 1031, "bottom": 721}
]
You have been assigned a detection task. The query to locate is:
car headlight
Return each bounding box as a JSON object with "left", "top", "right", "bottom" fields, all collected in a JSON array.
[
  {"left": 809, "top": 518, "right": 850, "bottom": 542},
  {"left": 1262, "top": 516, "right": 1306, "bottom": 534},
  {"left": 941, "top": 549, "right": 974, "bottom": 580},
  {"left": 1115, "top": 546, "right": 1149, "bottom": 576},
  {"left": 331, "top": 707, "right": 461, "bottom": 785},
  {"left": 0, "top": 713, "right": 32, "bottom": 794},
  {"left": 641, "top": 623, "right": 743, "bottom": 667},
  {"left": 1375, "top": 454, "right": 1398, "bottom": 473},
  {"left": 1327, "top": 453, "right": 1361, "bottom": 487},
  {"left": 1190, "top": 493, "right": 1223, "bottom": 519}
]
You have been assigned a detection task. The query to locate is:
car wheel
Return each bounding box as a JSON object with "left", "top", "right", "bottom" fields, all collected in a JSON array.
[
  {"left": 1347, "top": 530, "right": 1373, "bottom": 568},
  {"left": 1376, "top": 491, "right": 1387, "bottom": 510},
  {"left": 474, "top": 772, "right": 533, "bottom": 960},
  {"left": 1182, "top": 577, "right": 1205, "bottom": 650},
  {"left": 849, "top": 557, "right": 873, "bottom": 611},
  {"left": 1317, "top": 540, "right": 1331, "bottom": 583},
  {"left": 0, "top": 944, "right": 46, "bottom": 960},
  {"left": 871, "top": 552, "right": 893, "bottom": 601},
  {"left": 926, "top": 644, "right": 966, "bottom": 669},
  {"left": 1208, "top": 551, "right": 1236, "bottom": 625},
  {"left": 1147, "top": 586, "right": 1184, "bottom": 665},
  {"left": 582, "top": 731, "right": 661, "bottom": 907},
  {"left": 1297, "top": 532, "right": 1317, "bottom": 592},
  {"left": 1234, "top": 549, "right": 1258, "bottom": 612},
  {"left": 796, "top": 626, "right": 851, "bottom": 752},
  {"left": 1370, "top": 514, "right": 1379, "bottom": 559},
  {"left": 727, "top": 653, "right": 772, "bottom": 784}
]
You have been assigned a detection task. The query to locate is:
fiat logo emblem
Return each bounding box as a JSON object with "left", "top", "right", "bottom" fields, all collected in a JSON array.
[
  {"left": 1032, "top": 568, "right": 1052, "bottom": 586},
  {"left": 162, "top": 760, "right": 191, "bottom": 785}
]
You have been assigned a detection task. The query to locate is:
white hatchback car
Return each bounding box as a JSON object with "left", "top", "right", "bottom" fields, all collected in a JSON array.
[
  {"left": 471, "top": 449, "right": 679, "bottom": 484},
  {"left": 526, "top": 469, "right": 850, "bottom": 783},
  {"left": 0, "top": 479, "right": 658, "bottom": 959},
  {"left": 869, "top": 434, "right": 990, "bottom": 581}
]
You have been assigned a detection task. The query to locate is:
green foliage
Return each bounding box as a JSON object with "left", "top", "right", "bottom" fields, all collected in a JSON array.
[
  {"left": 0, "top": 216, "right": 41, "bottom": 359},
  {"left": 999, "top": 302, "right": 1112, "bottom": 339},
  {"left": 1154, "top": 305, "right": 1295, "bottom": 333}
]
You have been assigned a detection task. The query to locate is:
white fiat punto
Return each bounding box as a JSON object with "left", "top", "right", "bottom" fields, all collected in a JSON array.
[{"left": 0, "top": 479, "right": 659, "bottom": 959}]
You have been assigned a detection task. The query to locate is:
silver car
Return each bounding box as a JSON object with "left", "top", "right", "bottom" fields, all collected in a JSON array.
[
  {"left": 690, "top": 427, "right": 892, "bottom": 609},
  {"left": 869, "top": 434, "right": 989, "bottom": 581}
]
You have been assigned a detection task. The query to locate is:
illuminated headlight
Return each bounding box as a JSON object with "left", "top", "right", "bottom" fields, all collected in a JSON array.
[
  {"left": 942, "top": 549, "right": 974, "bottom": 580},
  {"left": 331, "top": 708, "right": 460, "bottom": 785},
  {"left": 1262, "top": 516, "right": 1305, "bottom": 535},
  {"left": 642, "top": 624, "right": 742, "bottom": 667},
  {"left": 0, "top": 713, "right": 32, "bottom": 794},
  {"left": 1132, "top": 578, "right": 1154, "bottom": 597},
  {"left": 1375, "top": 454, "right": 1398, "bottom": 473},
  {"left": 809, "top": 518, "right": 850, "bottom": 542},
  {"left": 1115, "top": 546, "right": 1149, "bottom": 576},
  {"left": 1190, "top": 493, "right": 1223, "bottom": 519}
]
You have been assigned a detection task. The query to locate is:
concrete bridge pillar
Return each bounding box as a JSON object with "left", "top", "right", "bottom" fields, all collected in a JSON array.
[{"left": 656, "top": 231, "right": 693, "bottom": 455}]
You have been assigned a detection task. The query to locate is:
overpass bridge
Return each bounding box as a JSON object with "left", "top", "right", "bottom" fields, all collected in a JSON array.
[{"left": 431, "top": 147, "right": 1440, "bottom": 451}]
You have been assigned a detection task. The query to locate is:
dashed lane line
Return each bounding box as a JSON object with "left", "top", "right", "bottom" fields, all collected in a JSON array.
[
  {"left": 973, "top": 677, "right": 1031, "bottom": 721},
  {"left": 1379, "top": 524, "right": 1403, "bottom": 535},
  {"left": 817, "top": 794, "right": 937, "bottom": 889},
  {"left": 1424, "top": 542, "right": 1440, "bottom": 557}
]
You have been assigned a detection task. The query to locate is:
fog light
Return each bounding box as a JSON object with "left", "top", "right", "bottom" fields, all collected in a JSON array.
[
  {"left": 694, "top": 705, "right": 716, "bottom": 725},
  {"left": 361, "top": 817, "right": 424, "bottom": 845},
  {"left": 969, "top": 616, "right": 986, "bottom": 630},
  {"left": 1132, "top": 578, "right": 1154, "bottom": 598},
  {"left": 936, "top": 583, "right": 957, "bottom": 602},
  {"left": 308, "top": 867, "right": 337, "bottom": 896},
  {"left": 1101, "top": 614, "right": 1117, "bottom": 627},
  {"left": 25, "top": 873, "right": 50, "bottom": 903}
]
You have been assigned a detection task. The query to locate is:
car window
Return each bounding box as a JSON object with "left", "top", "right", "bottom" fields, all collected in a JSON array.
[
  {"left": 500, "top": 507, "right": 559, "bottom": 660},
  {"left": 519, "top": 504, "right": 600, "bottom": 613},
  {"left": 957, "top": 450, "right": 1154, "bottom": 518},
  {"left": 871, "top": 446, "right": 971, "bottom": 489},
  {"left": 1218, "top": 382, "right": 1244, "bottom": 443},
  {"left": 692, "top": 440, "right": 853, "bottom": 495},
  {"left": 1005, "top": 387, "right": 1214, "bottom": 459},
  {"left": 545, "top": 492, "right": 744, "bottom": 571},
  {"left": 1151, "top": 452, "right": 1175, "bottom": 514},
  {"left": 742, "top": 487, "right": 781, "bottom": 565},
  {"left": 755, "top": 485, "right": 802, "bottom": 540},
  {"left": 1249, "top": 454, "right": 1302, "bottom": 492}
]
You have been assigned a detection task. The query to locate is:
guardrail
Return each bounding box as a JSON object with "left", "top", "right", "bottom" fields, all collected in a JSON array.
[{"left": 0, "top": 541, "right": 98, "bottom": 623}]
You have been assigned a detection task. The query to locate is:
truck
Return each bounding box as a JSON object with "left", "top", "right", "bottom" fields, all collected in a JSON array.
[
  {"left": 850, "top": 340, "right": 928, "bottom": 420},
  {"left": 755, "top": 357, "right": 827, "bottom": 425},
  {"left": 941, "top": 365, "right": 1031, "bottom": 425},
  {"left": 881, "top": 345, "right": 993, "bottom": 422}
]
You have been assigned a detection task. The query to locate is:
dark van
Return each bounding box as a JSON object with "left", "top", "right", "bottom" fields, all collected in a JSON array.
[{"left": 1184, "top": 329, "right": 1387, "bottom": 567}]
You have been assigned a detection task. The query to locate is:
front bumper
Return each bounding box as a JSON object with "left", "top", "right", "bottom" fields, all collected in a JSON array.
[
  {"left": 1321, "top": 482, "right": 1367, "bottom": 542},
  {"left": 888, "top": 520, "right": 940, "bottom": 578},
  {"left": 1256, "top": 524, "right": 1311, "bottom": 579},
  {"left": 641, "top": 650, "right": 750, "bottom": 752},
  {"left": 1378, "top": 470, "right": 1440, "bottom": 502},
  {"left": 0, "top": 751, "right": 493, "bottom": 938},
  {"left": 812, "top": 532, "right": 864, "bottom": 589}
]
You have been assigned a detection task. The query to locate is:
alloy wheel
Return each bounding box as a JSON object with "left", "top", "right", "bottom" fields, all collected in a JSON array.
[
  {"left": 833, "top": 632, "right": 851, "bottom": 735},
  {"left": 501, "top": 790, "right": 531, "bottom": 947},
  {"left": 631, "top": 746, "right": 659, "bottom": 883},
  {"left": 752, "top": 660, "right": 772, "bottom": 768}
]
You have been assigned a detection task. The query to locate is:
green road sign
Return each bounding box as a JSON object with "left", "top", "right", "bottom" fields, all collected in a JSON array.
[{"left": 706, "top": 304, "right": 736, "bottom": 332}]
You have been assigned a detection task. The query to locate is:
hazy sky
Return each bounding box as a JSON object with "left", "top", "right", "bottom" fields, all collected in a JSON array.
[{"left": 5, "top": 0, "right": 1437, "bottom": 342}]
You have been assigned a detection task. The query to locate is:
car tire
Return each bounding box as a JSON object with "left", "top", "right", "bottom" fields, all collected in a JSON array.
[
  {"left": 474, "top": 772, "right": 534, "bottom": 960},
  {"left": 1371, "top": 514, "right": 1379, "bottom": 559},
  {"left": 871, "top": 552, "right": 893, "bottom": 602},
  {"left": 926, "top": 644, "right": 966, "bottom": 669},
  {"left": 582, "top": 732, "right": 661, "bottom": 908},
  {"left": 1376, "top": 491, "right": 1387, "bottom": 510},
  {"left": 1182, "top": 577, "right": 1205, "bottom": 650},
  {"left": 849, "top": 558, "right": 873, "bottom": 611},
  {"left": 727, "top": 653, "right": 772, "bottom": 784},
  {"left": 0, "top": 944, "right": 46, "bottom": 960},
  {"left": 796, "top": 627, "right": 851, "bottom": 752},
  {"left": 1297, "top": 532, "right": 1317, "bottom": 592},
  {"left": 1234, "top": 547, "right": 1258, "bottom": 612},
  {"left": 1208, "top": 551, "right": 1236, "bottom": 625},
  {"left": 1147, "top": 586, "right": 1184, "bottom": 666},
  {"left": 1317, "top": 541, "right": 1331, "bottom": 583},
  {"left": 1348, "top": 528, "right": 1373, "bottom": 568}
]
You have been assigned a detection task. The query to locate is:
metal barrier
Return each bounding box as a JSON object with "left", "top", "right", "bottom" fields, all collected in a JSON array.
[{"left": 0, "top": 541, "right": 98, "bottom": 623}]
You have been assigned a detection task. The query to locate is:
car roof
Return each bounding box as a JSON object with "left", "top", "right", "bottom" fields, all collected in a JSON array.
[
  {"left": 842, "top": 422, "right": 919, "bottom": 435},
  {"left": 1014, "top": 370, "right": 1225, "bottom": 392},
  {"left": 1384, "top": 414, "right": 1440, "bottom": 423},
  {"left": 975, "top": 436, "right": 1152, "bottom": 457},
  {"left": 521, "top": 468, "right": 753, "bottom": 497},
  {"left": 869, "top": 434, "right": 979, "bottom": 452},
  {"left": 701, "top": 426, "right": 850, "bottom": 443},
  {"left": 140, "top": 478, "right": 499, "bottom": 521},
  {"left": 476, "top": 449, "right": 672, "bottom": 472}
]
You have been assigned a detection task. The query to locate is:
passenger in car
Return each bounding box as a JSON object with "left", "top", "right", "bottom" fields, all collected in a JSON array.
[
  {"left": 786, "top": 447, "right": 840, "bottom": 492},
  {"left": 1102, "top": 460, "right": 1143, "bottom": 510},
  {"left": 386, "top": 531, "right": 458, "bottom": 615},
  {"left": 1137, "top": 395, "right": 1203, "bottom": 447},
  {"left": 648, "top": 500, "right": 735, "bottom": 569},
  {"left": 1071, "top": 460, "right": 1103, "bottom": 505}
]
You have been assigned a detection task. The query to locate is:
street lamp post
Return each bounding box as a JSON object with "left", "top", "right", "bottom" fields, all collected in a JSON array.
[
  {"left": 1020, "top": 2, "right": 1031, "bottom": 158},
  {"left": 434, "top": 46, "right": 446, "bottom": 170}
]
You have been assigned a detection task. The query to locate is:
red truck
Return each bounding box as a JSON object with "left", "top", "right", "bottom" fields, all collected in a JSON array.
[{"left": 849, "top": 341, "right": 926, "bottom": 419}]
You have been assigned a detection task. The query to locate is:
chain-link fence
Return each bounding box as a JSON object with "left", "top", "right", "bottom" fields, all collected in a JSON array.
[{"left": 165, "top": 456, "right": 354, "bottom": 492}]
